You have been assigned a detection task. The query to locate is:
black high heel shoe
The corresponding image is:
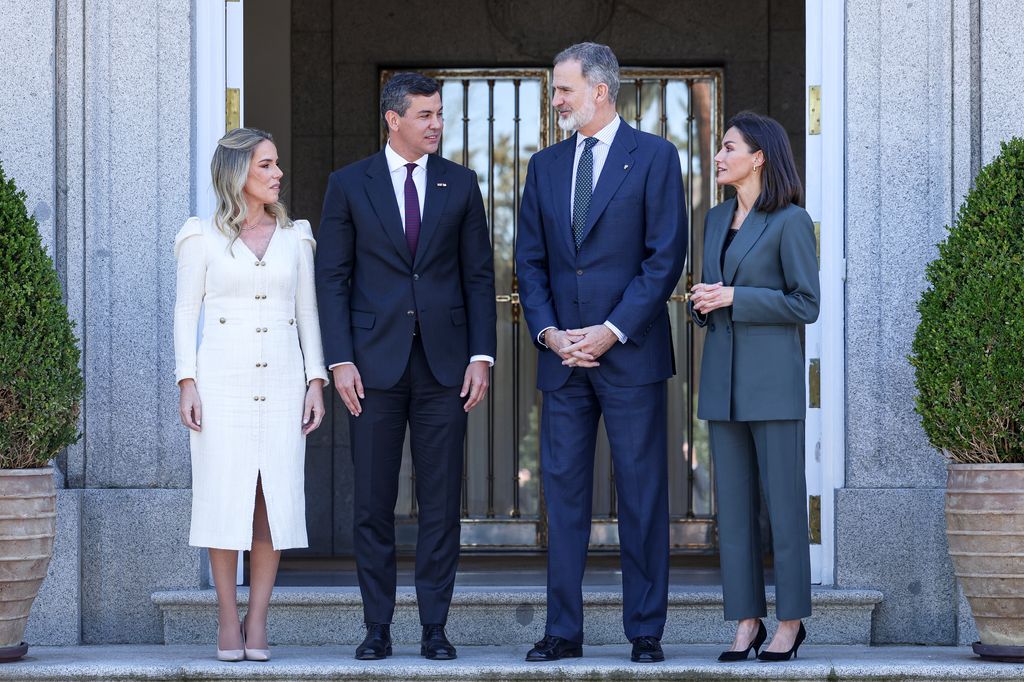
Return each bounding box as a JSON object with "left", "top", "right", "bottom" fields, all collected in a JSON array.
[
  {"left": 757, "top": 622, "right": 806, "bottom": 661},
  {"left": 718, "top": 619, "right": 767, "bottom": 662}
]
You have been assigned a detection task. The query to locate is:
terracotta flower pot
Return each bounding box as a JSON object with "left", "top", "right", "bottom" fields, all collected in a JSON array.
[
  {"left": 945, "top": 464, "right": 1024, "bottom": 658},
  {"left": 0, "top": 468, "right": 56, "bottom": 662}
]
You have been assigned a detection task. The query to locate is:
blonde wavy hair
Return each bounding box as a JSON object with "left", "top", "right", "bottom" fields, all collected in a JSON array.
[{"left": 211, "top": 128, "right": 291, "bottom": 250}]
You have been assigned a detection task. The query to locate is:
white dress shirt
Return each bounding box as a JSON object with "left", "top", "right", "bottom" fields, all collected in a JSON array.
[
  {"left": 539, "top": 115, "right": 628, "bottom": 348},
  {"left": 332, "top": 141, "right": 494, "bottom": 369}
]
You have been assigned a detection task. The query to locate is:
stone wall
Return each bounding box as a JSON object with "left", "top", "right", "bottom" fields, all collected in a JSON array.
[
  {"left": 2, "top": 0, "right": 204, "bottom": 644},
  {"left": 839, "top": 0, "right": 1022, "bottom": 645}
]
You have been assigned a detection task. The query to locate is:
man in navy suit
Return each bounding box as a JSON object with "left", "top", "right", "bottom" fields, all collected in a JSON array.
[
  {"left": 516, "top": 43, "right": 687, "bottom": 663},
  {"left": 315, "top": 73, "right": 496, "bottom": 661}
]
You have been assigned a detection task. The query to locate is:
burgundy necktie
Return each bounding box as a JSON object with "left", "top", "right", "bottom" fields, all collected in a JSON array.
[{"left": 404, "top": 162, "right": 420, "bottom": 258}]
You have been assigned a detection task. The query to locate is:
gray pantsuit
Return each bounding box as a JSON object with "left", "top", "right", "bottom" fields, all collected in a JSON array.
[{"left": 691, "top": 199, "right": 820, "bottom": 622}]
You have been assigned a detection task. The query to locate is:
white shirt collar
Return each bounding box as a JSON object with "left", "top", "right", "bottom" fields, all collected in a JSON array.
[
  {"left": 384, "top": 141, "right": 428, "bottom": 173},
  {"left": 576, "top": 115, "right": 621, "bottom": 149}
]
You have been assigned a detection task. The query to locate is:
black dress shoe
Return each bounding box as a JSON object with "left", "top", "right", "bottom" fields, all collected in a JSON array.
[
  {"left": 354, "top": 623, "right": 392, "bottom": 660},
  {"left": 630, "top": 635, "right": 665, "bottom": 663},
  {"left": 420, "top": 624, "right": 457, "bottom": 660},
  {"left": 525, "top": 634, "right": 583, "bottom": 662}
]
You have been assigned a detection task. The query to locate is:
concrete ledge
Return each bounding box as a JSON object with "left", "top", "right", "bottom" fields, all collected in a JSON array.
[
  {"left": 153, "top": 586, "right": 882, "bottom": 646},
  {"left": 0, "top": 644, "right": 1022, "bottom": 680}
]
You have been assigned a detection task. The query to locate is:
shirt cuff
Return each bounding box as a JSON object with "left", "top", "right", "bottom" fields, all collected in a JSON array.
[
  {"left": 604, "top": 320, "right": 627, "bottom": 344},
  {"left": 328, "top": 362, "right": 354, "bottom": 369},
  {"left": 537, "top": 326, "right": 557, "bottom": 348},
  {"left": 470, "top": 355, "right": 495, "bottom": 366}
]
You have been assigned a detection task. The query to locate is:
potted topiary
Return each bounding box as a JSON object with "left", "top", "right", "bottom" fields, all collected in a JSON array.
[
  {"left": 0, "top": 161, "right": 84, "bottom": 661},
  {"left": 910, "top": 137, "right": 1024, "bottom": 663}
]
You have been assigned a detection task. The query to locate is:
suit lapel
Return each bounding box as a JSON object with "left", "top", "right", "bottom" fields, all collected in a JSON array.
[
  {"left": 551, "top": 135, "right": 576, "bottom": 255},
  {"left": 722, "top": 207, "right": 769, "bottom": 285},
  {"left": 578, "top": 119, "right": 636, "bottom": 247},
  {"left": 706, "top": 199, "right": 734, "bottom": 283},
  {"left": 364, "top": 151, "right": 411, "bottom": 268},
  {"left": 414, "top": 155, "right": 450, "bottom": 263}
]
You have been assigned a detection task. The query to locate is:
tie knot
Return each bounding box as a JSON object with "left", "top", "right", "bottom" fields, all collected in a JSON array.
[
  {"left": 405, "top": 162, "right": 418, "bottom": 176},
  {"left": 583, "top": 137, "right": 598, "bottom": 151}
]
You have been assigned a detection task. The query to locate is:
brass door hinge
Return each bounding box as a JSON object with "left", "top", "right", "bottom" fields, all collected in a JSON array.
[
  {"left": 226, "top": 88, "right": 240, "bottom": 131},
  {"left": 808, "top": 495, "right": 821, "bottom": 544},
  {"left": 808, "top": 85, "right": 821, "bottom": 135},
  {"left": 808, "top": 358, "right": 821, "bottom": 408}
]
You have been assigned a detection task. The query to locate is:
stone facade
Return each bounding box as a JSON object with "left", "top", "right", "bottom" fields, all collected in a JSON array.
[{"left": 0, "top": 0, "right": 1021, "bottom": 646}]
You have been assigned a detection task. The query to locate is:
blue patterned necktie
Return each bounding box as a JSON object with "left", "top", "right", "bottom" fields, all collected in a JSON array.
[{"left": 572, "top": 137, "right": 599, "bottom": 250}]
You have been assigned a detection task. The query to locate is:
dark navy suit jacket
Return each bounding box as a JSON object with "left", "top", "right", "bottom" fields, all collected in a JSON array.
[
  {"left": 516, "top": 119, "right": 688, "bottom": 391},
  {"left": 315, "top": 151, "right": 497, "bottom": 389}
]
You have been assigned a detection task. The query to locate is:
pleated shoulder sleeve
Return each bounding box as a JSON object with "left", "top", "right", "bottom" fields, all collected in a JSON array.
[
  {"left": 173, "top": 217, "right": 206, "bottom": 383},
  {"left": 293, "top": 220, "right": 329, "bottom": 386}
]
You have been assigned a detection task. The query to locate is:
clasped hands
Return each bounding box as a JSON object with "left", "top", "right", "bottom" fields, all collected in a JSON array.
[
  {"left": 689, "top": 281, "right": 734, "bottom": 314},
  {"left": 547, "top": 325, "right": 618, "bottom": 368}
]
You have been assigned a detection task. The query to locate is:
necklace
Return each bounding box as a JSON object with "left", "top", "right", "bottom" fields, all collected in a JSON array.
[{"left": 240, "top": 219, "right": 261, "bottom": 231}]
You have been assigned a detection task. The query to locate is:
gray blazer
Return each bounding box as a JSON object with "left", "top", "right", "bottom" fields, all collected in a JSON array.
[{"left": 690, "top": 199, "right": 820, "bottom": 421}]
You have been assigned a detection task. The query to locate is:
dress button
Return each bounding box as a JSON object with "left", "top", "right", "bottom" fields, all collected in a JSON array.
[
  {"left": 413, "top": 274, "right": 420, "bottom": 281},
  {"left": 576, "top": 269, "right": 583, "bottom": 276},
  {"left": 262, "top": 327, "right": 268, "bottom": 332},
  {"left": 262, "top": 295, "right": 267, "bottom": 299},
  {"left": 263, "top": 362, "right": 268, "bottom": 367},
  {"left": 256, "top": 327, "right": 261, "bottom": 333},
  {"left": 406, "top": 310, "right": 415, "bottom": 317},
  {"left": 260, "top": 396, "right": 266, "bottom": 401},
  {"left": 253, "top": 396, "right": 259, "bottom": 401},
  {"left": 254, "top": 261, "right": 260, "bottom": 266},
  {"left": 289, "top": 319, "right": 294, "bottom": 325},
  {"left": 219, "top": 317, "right": 226, "bottom": 324},
  {"left": 255, "top": 362, "right": 261, "bottom": 368},
  {"left": 255, "top": 295, "right": 260, "bottom": 300}
]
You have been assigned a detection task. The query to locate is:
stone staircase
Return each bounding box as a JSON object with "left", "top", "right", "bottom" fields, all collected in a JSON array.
[{"left": 152, "top": 586, "right": 882, "bottom": 646}]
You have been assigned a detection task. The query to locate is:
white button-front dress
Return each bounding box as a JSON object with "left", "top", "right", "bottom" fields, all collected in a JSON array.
[{"left": 173, "top": 217, "right": 328, "bottom": 550}]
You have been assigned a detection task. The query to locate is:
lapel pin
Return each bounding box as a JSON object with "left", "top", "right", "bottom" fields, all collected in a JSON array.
[
  {"left": 436, "top": 182, "right": 447, "bottom": 187},
  {"left": 623, "top": 164, "right": 630, "bottom": 170}
]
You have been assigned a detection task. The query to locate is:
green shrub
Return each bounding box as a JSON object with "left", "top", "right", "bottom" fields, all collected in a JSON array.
[
  {"left": 910, "top": 137, "right": 1024, "bottom": 463},
  {"left": 0, "top": 161, "right": 84, "bottom": 468}
]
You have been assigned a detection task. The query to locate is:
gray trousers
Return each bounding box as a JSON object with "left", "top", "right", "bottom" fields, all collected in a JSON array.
[{"left": 709, "top": 419, "right": 812, "bottom": 621}]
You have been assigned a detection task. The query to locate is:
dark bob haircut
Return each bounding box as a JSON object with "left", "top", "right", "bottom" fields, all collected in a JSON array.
[
  {"left": 726, "top": 111, "right": 803, "bottom": 213},
  {"left": 380, "top": 72, "right": 441, "bottom": 124}
]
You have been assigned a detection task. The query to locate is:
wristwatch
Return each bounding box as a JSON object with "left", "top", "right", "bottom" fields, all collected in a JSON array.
[{"left": 539, "top": 329, "right": 548, "bottom": 346}]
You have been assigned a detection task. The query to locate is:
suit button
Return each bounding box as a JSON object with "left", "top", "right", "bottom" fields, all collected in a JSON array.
[
  {"left": 710, "top": 324, "right": 716, "bottom": 331},
  {"left": 407, "top": 310, "right": 415, "bottom": 317},
  {"left": 576, "top": 269, "right": 583, "bottom": 276},
  {"left": 413, "top": 274, "right": 420, "bottom": 281},
  {"left": 726, "top": 326, "right": 731, "bottom": 334},
  {"left": 219, "top": 317, "right": 226, "bottom": 324}
]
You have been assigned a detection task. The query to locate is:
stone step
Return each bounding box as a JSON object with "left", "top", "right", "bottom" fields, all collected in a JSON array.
[
  {"left": 5, "top": 644, "right": 1024, "bottom": 681},
  {"left": 153, "top": 586, "right": 882, "bottom": 646}
]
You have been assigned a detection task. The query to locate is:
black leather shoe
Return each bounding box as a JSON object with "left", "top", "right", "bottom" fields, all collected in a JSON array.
[
  {"left": 354, "top": 623, "right": 392, "bottom": 660},
  {"left": 525, "top": 634, "right": 583, "bottom": 662},
  {"left": 630, "top": 635, "right": 665, "bottom": 662},
  {"left": 420, "top": 624, "right": 457, "bottom": 660}
]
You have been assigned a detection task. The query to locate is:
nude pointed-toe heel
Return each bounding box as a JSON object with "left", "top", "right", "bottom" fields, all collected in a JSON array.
[
  {"left": 243, "top": 619, "right": 271, "bottom": 662},
  {"left": 216, "top": 624, "right": 244, "bottom": 662}
]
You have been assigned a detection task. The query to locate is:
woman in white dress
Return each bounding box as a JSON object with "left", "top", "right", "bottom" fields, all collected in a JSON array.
[{"left": 174, "top": 128, "right": 328, "bottom": 662}]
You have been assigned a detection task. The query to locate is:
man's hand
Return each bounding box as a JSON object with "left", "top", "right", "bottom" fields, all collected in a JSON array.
[
  {"left": 332, "top": 364, "right": 364, "bottom": 417},
  {"left": 544, "top": 329, "right": 582, "bottom": 359},
  {"left": 461, "top": 360, "right": 490, "bottom": 412},
  {"left": 560, "top": 324, "right": 618, "bottom": 367}
]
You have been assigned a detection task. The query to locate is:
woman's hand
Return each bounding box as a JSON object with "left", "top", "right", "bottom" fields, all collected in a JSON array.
[
  {"left": 302, "top": 379, "right": 326, "bottom": 435},
  {"left": 178, "top": 379, "right": 202, "bottom": 432},
  {"left": 690, "top": 281, "right": 734, "bottom": 314}
]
